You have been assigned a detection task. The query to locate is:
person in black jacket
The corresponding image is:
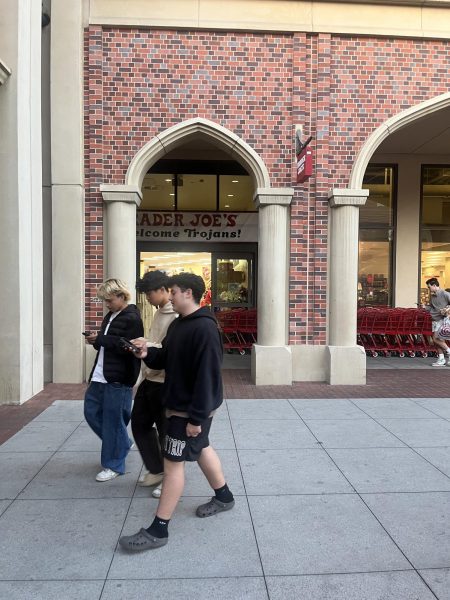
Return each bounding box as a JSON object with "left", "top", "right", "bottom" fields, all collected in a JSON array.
[
  {"left": 84, "top": 278, "right": 143, "bottom": 482},
  {"left": 119, "top": 273, "right": 234, "bottom": 552}
]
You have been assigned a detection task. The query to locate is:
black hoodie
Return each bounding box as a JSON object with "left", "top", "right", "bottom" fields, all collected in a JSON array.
[
  {"left": 143, "top": 307, "right": 223, "bottom": 425},
  {"left": 89, "top": 304, "right": 144, "bottom": 386}
]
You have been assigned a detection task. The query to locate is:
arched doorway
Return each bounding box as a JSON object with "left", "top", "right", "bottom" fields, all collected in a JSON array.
[{"left": 100, "top": 118, "right": 294, "bottom": 384}]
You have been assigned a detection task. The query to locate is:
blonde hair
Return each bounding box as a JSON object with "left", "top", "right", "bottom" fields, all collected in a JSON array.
[{"left": 97, "top": 278, "right": 131, "bottom": 302}]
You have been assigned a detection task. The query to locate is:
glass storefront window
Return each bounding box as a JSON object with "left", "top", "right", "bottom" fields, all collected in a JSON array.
[
  {"left": 358, "top": 229, "right": 393, "bottom": 307},
  {"left": 359, "top": 165, "right": 396, "bottom": 307},
  {"left": 141, "top": 174, "right": 175, "bottom": 210},
  {"left": 420, "top": 166, "right": 450, "bottom": 301},
  {"left": 219, "top": 175, "right": 254, "bottom": 211},
  {"left": 213, "top": 257, "right": 252, "bottom": 307},
  {"left": 177, "top": 174, "right": 216, "bottom": 211}
]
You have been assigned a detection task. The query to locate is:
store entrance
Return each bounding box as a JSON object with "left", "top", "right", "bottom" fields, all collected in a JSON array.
[{"left": 136, "top": 243, "right": 257, "bottom": 339}]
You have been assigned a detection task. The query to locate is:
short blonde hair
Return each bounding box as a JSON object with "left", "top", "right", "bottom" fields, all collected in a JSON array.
[{"left": 97, "top": 278, "right": 131, "bottom": 302}]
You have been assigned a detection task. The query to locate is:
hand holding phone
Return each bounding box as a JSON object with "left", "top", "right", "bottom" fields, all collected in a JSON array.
[{"left": 119, "top": 337, "right": 141, "bottom": 354}]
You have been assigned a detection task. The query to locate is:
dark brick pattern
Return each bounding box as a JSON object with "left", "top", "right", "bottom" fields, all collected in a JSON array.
[{"left": 83, "top": 27, "right": 450, "bottom": 340}]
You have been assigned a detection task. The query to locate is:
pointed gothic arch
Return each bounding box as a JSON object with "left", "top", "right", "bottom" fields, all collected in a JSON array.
[
  {"left": 125, "top": 117, "right": 271, "bottom": 190},
  {"left": 350, "top": 92, "right": 450, "bottom": 189}
]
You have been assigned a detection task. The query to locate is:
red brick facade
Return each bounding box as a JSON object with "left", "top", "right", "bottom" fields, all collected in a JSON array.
[{"left": 83, "top": 27, "right": 450, "bottom": 342}]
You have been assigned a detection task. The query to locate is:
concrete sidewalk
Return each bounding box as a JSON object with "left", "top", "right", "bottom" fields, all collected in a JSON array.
[{"left": 1, "top": 396, "right": 450, "bottom": 599}]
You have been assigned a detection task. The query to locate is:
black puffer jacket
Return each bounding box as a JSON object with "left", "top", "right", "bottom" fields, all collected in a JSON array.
[{"left": 89, "top": 304, "right": 144, "bottom": 386}]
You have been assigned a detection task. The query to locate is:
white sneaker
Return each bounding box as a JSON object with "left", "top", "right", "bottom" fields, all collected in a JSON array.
[
  {"left": 96, "top": 468, "right": 120, "bottom": 482},
  {"left": 152, "top": 483, "right": 162, "bottom": 498},
  {"left": 432, "top": 356, "right": 446, "bottom": 366}
]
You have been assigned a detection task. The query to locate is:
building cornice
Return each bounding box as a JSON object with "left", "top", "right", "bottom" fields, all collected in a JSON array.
[{"left": 90, "top": 0, "right": 450, "bottom": 40}]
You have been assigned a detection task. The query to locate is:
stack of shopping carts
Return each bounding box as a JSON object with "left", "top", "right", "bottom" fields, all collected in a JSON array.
[
  {"left": 216, "top": 308, "right": 257, "bottom": 355},
  {"left": 357, "top": 307, "right": 434, "bottom": 357}
]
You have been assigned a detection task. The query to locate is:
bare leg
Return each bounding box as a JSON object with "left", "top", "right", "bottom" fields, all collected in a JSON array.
[
  {"left": 197, "top": 445, "right": 226, "bottom": 490},
  {"left": 155, "top": 458, "right": 185, "bottom": 520},
  {"left": 433, "top": 334, "right": 449, "bottom": 354}
]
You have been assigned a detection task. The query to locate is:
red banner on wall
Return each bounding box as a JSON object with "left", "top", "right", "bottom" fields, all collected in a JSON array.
[{"left": 297, "top": 147, "right": 313, "bottom": 183}]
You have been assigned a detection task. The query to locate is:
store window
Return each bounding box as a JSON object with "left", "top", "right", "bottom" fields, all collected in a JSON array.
[
  {"left": 140, "top": 160, "right": 255, "bottom": 212},
  {"left": 420, "top": 166, "right": 450, "bottom": 303},
  {"left": 358, "top": 165, "right": 396, "bottom": 307}
]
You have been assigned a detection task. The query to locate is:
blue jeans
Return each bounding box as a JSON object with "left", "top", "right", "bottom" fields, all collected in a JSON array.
[{"left": 84, "top": 382, "right": 133, "bottom": 474}]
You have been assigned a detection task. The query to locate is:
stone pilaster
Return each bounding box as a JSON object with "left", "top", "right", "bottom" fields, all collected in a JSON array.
[
  {"left": 252, "top": 187, "right": 294, "bottom": 385},
  {"left": 327, "top": 188, "right": 368, "bottom": 384},
  {"left": 101, "top": 185, "right": 142, "bottom": 302}
]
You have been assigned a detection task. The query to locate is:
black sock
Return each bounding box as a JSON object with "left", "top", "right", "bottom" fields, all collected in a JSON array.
[
  {"left": 214, "top": 483, "right": 234, "bottom": 503},
  {"left": 146, "top": 515, "right": 170, "bottom": 539}
]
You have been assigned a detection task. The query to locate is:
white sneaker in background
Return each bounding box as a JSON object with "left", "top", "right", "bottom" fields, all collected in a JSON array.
[
  {"left": 96, "top": 468, "right": 120, "bottom": 482},
  {"left": 432, "top": 356, "right": 446, "bottom": 366},
  {"left": 152, "top": 483, "right": 162, "bottom": 498}
]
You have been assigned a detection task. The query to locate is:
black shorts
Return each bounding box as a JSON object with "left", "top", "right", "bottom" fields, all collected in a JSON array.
[{"left": 163, "top": 416, "right": 212, "bottom": 462}]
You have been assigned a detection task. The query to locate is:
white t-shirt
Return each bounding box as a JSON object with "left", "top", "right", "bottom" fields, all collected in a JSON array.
[{"left": 91, "top": 311, "right": 121, "bottom": 383}]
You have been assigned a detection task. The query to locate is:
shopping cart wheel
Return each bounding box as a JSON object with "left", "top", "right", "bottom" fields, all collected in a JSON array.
[
  {"left": 385, "top": 352, "right": 391, "bottom": 357},
  {"left": 422, "top": 352, "right": 428, "bottom": 358},
  {"left": 239, "top": 350, "right": 246, "bottom": 356},
  {"left": 399, "top": 352, "right": 405, "bottom": 358},
  {"left": 371, "top": 352, "right": 378, "bottom": 357},
  {"left": 408, "top": 352, "right": 415, "bottom": 358}
]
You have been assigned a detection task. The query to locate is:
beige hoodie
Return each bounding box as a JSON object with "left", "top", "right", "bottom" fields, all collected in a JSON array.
[{"left": 143, "top": 301, "right": 177, "bottom": 383}]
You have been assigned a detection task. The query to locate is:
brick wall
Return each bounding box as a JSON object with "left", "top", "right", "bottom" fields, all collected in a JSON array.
[{"left": 84, "top": 27, "right": 450, "bottom": 342}]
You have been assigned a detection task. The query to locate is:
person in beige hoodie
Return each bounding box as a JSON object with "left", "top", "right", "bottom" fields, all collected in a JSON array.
[{"left": 131, "top": 271, "right": 177, "bottom": 491}]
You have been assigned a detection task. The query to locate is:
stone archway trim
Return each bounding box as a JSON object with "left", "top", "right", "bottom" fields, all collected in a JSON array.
[
  {"left": 125, "top": 117, "right": 271, "bottom": 190},
  {"left": 350, "top": 91, "right": 450, "bottom": 189}
]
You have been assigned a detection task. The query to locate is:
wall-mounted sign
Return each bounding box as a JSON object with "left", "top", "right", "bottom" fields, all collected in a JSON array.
[
  {"left": 136, "top": 211, "right": 258, "bottom": 242},
  {"left": 297, "top": 146, "right": 313, "bottom": 183}
]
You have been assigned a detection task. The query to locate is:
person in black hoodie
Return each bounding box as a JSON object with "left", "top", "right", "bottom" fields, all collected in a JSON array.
[
  {"left": 84, "top": 278, "right": 143, "bottom": 482},
  {"left": 119, "top": 273, "right": 234, "bottom": 552}
]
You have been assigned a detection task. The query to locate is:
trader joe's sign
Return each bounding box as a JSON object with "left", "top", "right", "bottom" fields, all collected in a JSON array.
[{"left": 136, "top": 211, "right": 258, "bottom": 242}]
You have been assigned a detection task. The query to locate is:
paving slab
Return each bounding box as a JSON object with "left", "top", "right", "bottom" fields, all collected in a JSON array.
[
  {"left": 363, "top": 491, "right": 450, "bottom": 569},
  {"left": 377, "top": 418, "right": 450, "bottom": 447},
  {"left": 32, "top": 400, "right": 84, "bottom": 422},
  {"left": 0, "top": 581, "right": 104, "bottom": 600},
  {"left": 0, "top": 500, "right": 11, "bottom": 517},
  {"left": 232, "top": 419, "right": 319, "bottom": 450},
  {"left": 0, "top": 421, "right": 80, "bottom": 453},
  {"left": 227, "top": 399, "right": 299, "bottom": 420},
  {"left": 419, "top": 568, "right": 450, "bottom": 600},
  {"left": 102, "top": 577, "right": 268, "bottom": 600},
  {"left": 17, "top": 451, "right": 142, "bottom": 500},
  {"left": 238, "top": 448, "right": 354, "bottom": 495},
  {"left": 58, "top": 423, "right": 103, "bottom": 452},
  {"left": 304, "top": 419, "right": 406, "bottom": 448},
  {"left": 207, "top": 417, "right": 236, "bottom": 449},
  {"left": 0, "top": 498, "right": 130, "bottom": 580},
  {"left": 110, "top": 496, "right": 262, "bottom": 579},
  {"left": 351, "top": 398, "right": 440, "bottom": 419},
  {"left": 328, "top": 447, "right": 450, "bottom": 493},
  {"left": 265, "top": 571, "right": 437, "bottom": 599},
  {"left": 413, "top": 398, "right": 450, "bottom": 420},
  {"left": 133, "top": 449, "right": 245, "bottom": 498},
  {"left": 248, "top": 494, "right": 410, "bottom": 576},
  {"left": 0, "top": 451, "right": 53, "bottom": 499},
  {"left": 414, "top": 447, "right": 450, "bottom": 478},
  {"left": 289, "top": 398, "right": 369, "bottom": 420}
]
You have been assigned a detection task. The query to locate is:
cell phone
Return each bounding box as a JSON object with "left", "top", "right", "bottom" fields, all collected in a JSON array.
[
  {"left": 119, "top": 337, "right": 140, "bottom": 354},
  {"left": 82, "top": 331, "right": 92, "bottom": 336}
]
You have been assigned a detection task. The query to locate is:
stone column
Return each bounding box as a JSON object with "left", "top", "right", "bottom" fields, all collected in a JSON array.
[
  {"left": 327, "top": 188, "right": 368, "bottom": 384},
  {"left": 101, "top": 185, "right": 142, "bottom": 302},
  {"left": 251, "top": 187, "right": 294, "bottom": 385},
  {"left": 0, "top": 0, "right": 43, "bottom": 404}
]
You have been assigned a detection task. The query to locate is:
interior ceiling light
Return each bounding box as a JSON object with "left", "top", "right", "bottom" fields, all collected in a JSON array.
[
  {"left": 227, "top": 194, "right": 234, "bottom": 197},
  {"left": 232, "top": 180, "right": 239, "bottom": 183},
  {"left": 224, "top": 204, "right": 230, "bottom": 208}
]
